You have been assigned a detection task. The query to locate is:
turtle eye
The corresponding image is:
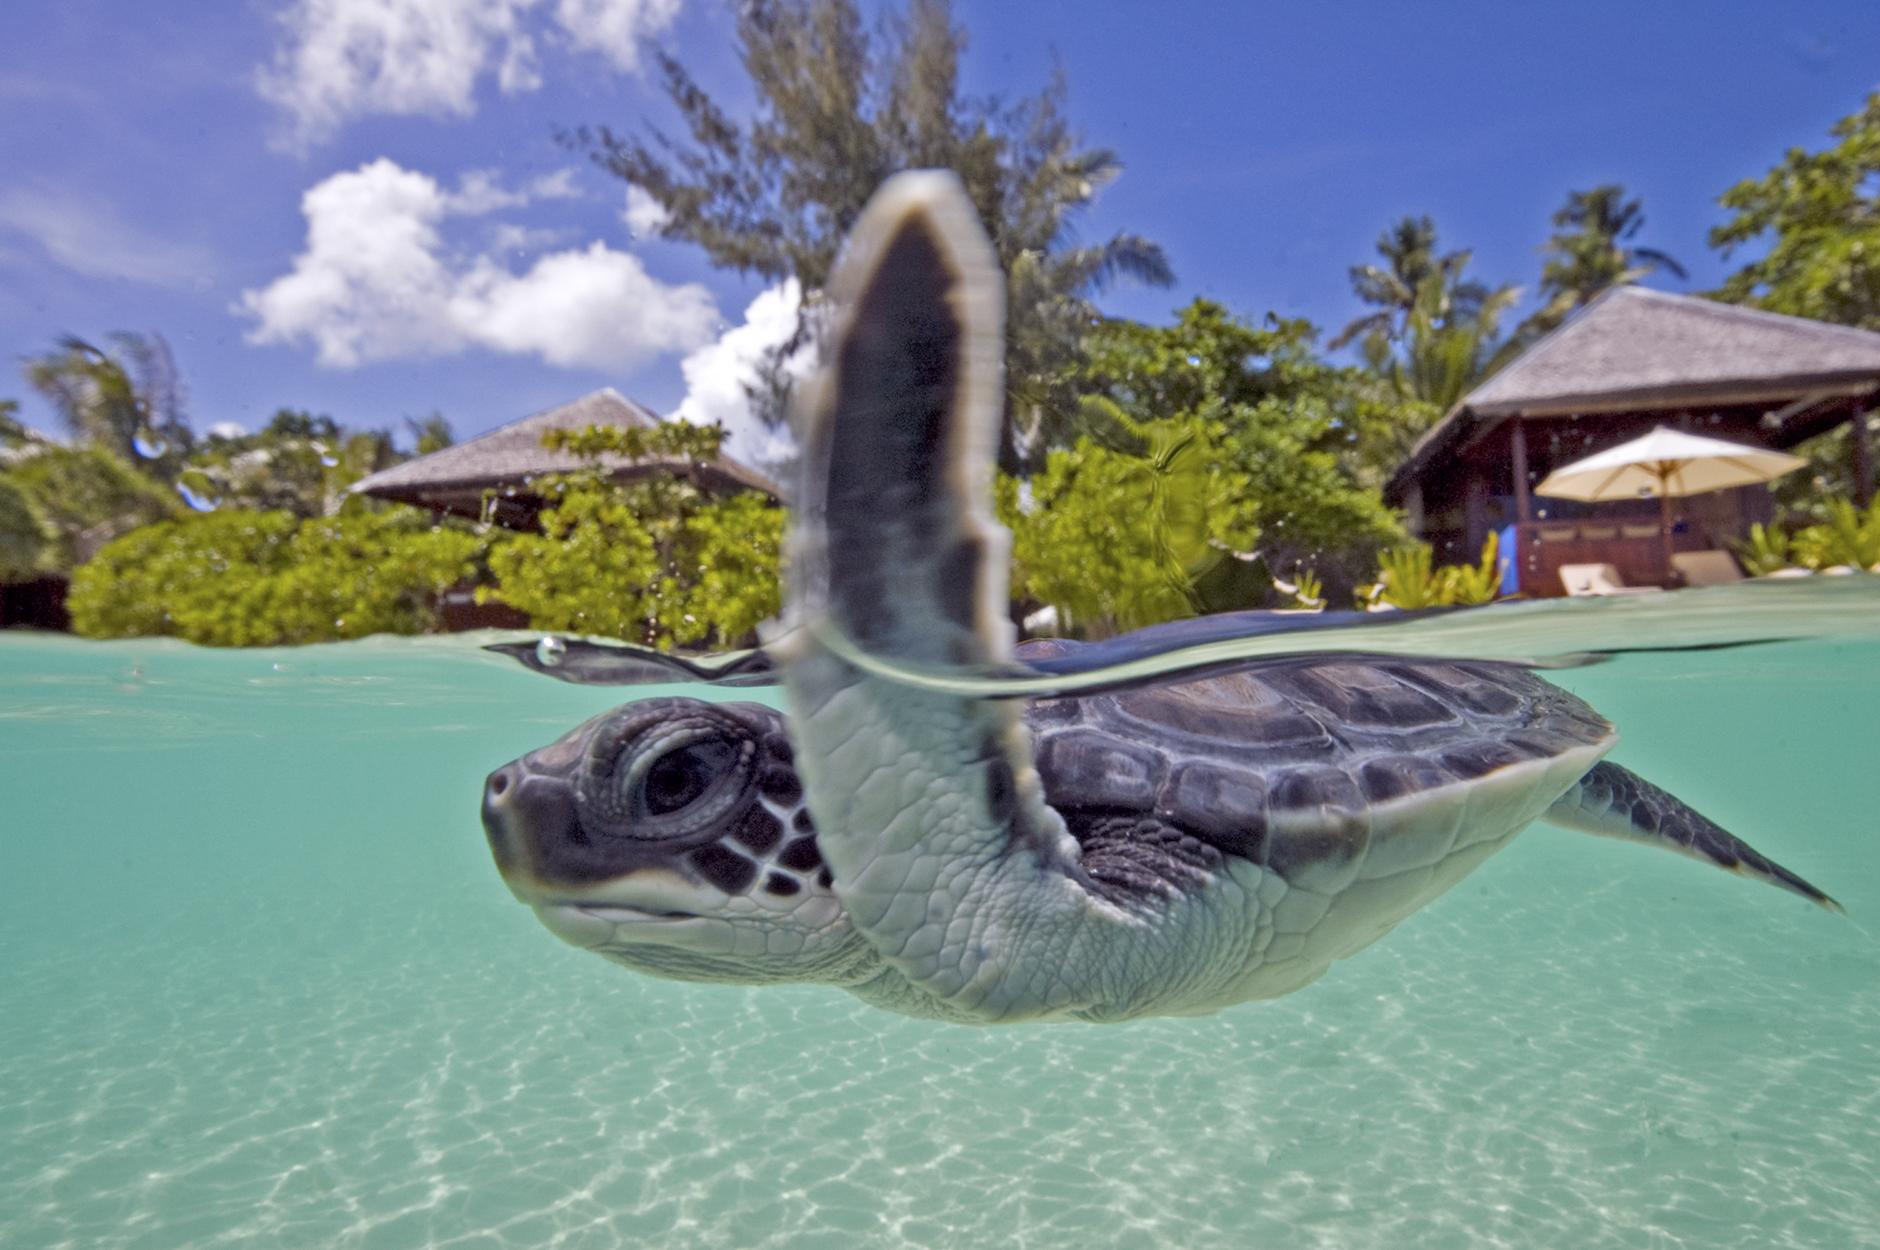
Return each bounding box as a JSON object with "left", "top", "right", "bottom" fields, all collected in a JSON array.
[{"left": 635, "top": 737, "right": 737, "bottom": 817}]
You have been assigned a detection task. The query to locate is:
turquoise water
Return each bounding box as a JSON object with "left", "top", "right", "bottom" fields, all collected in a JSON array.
[{"left": 4, "top": 583, "right": 1879, "bottom": 1250}]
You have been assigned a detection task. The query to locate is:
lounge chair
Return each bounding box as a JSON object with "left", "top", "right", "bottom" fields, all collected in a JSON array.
[
  {"left": 1671, "top": 550, "right": 1744, "bottom": 588},
  {"left": 1558, "top": 563, "right": 1664, "bottom": 597}
]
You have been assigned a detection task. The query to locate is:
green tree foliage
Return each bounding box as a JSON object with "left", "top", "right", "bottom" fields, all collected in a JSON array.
[
  {"left": 180, "top": 409, "right": 403, "bottom": 518},
  {"left": 571, "top": 0, "right": 1171, "bottom": 468},
  {"left": 0, "top": 397, "right": 29, "bottom": 446},
  {"left": 0, "top": 476, "right": 52, "bottom": 580},
  {"left": 1515, "top": 185, "right": 1684, "bottom": 342},
  {"left": 1000, "top": 417, "right": 1253, "bottom": 636},
  {"left": 1001, "top": 301, "right": 1405, "bottom": 633},
  {"left": 22, "top": 333, "right": 192, "bottom": 478},
  {"left": 1712, "top": 92, "right": 1880, "bottom": 330},
  {"left": 2, "top": 444, "right": 181, "bottom": 571},
  {"left": 488, "top": 423, "right": 785, "bottom": 647},
  {"left": 68, "top": 509, "right": 486, "bottom": 645}
]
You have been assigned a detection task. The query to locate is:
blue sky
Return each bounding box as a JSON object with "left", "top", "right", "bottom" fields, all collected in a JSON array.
[{"left": 3, "top": 0, "right": 1877, "bottom": 460}]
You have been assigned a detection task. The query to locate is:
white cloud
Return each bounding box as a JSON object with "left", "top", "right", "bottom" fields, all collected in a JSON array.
[
  {"left": 0, "top": 185, "right": 213, "bottom": 287},
  {"left": 623, "top": 185, "right": 671, "bottom": 237},
  {"left": 239, "top": 158, "right": 718, "bottom": 371},
  {"left": 529, "top": 168, "right": 582, "bottom": 201},
  {"left": 674, "top": 280, "right": 812, "bottom": 467},
  {"left": 490, "top": 221, "right": 569, "bottom": 253},
  {"left": 554, "top": 0, "right": 682, "bottom": 72},
  {"left": 456, "top": 243, "right": 716, "bottom": 368},
  {"left": 259, "top": 0, "right": 683, "bottom": 148}
]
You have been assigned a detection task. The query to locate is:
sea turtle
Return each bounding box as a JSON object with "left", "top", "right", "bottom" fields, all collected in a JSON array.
[{"left": 481, "top": 172, "right": 1837, "bottom": 1024}]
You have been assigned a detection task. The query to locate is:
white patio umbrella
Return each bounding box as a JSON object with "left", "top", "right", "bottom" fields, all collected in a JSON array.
[{"left": 1534, "top": 425, "right": 1807, "bottom": 580}]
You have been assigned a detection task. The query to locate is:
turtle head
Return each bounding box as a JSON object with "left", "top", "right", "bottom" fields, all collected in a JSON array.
[{"left": 481, "top": 698, "right": 872, "bottom": 987}]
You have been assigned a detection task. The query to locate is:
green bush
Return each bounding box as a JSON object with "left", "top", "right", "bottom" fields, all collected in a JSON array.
[
  {"left": 3, "top": 444, "right": 181, "bottom": 571},
  {"left": 69, "top": 509, "right": 485, "bottom": 644},
  {"left": 1731, "top": 499, "right": 1880, "bottom": 574},
  {"left": 1790, "top": 497, "right": 1880, "bottom": 571},
  {"left": 1734, "top": 522, "right": 1793, "bottom": 576},
  {"left": 488, "top": 477, "right": 784, "bottom": 648},
  {"left": 1000, "top": 417, "right": 1258, "bottom": 635},
  {"left": 1358, "top": 534, "right": 1506, "bottom": 610}
]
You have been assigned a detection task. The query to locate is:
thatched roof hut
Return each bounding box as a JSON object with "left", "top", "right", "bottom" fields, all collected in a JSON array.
[
  {"left": 353, "top": 389, "right": 782, "bottom": 529},
  {"left": 1385, "top": 288, "right": 1880, "bottom": 594}
]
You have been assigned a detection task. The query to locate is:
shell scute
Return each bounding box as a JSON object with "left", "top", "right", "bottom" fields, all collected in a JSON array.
[
  {"left": 1034, "top": 728, "right": 1167, "bottom": 811},
  {"left": 1260, "top": 662, "right": 1459, "bottom": 730},
  {"left": 1265, "top": 765, "right": 1371, "bottom": 891},
  {"left": 1110, "top": 675, "right": 1335, "bottom": 754},
  {"left": 1356, "top": 755, "right": 1458, "bottom": 804},
  {"left": 1438, "top": 740, "right": 1534, "bottom": 780},
  {"left": 1158, "top": 760, "right": 1267, "bottom": 859}
]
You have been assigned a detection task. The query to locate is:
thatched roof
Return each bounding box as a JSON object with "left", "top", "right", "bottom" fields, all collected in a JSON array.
[
  {"left": 353, "top": 389, "right": 782, "bottom": 523},
  {"left": 1388, "top": 288, "right": 1880, "bottom": 501}
]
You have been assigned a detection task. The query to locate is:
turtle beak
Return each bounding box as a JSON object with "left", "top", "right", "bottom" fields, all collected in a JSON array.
[{"left": 480, "top": 761, "right": 578, "bottom": 900}]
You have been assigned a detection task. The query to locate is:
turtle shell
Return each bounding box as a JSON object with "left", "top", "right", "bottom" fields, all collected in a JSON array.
[{"left": 1020, "top": 644, "right": 1616, "bottom": 900}]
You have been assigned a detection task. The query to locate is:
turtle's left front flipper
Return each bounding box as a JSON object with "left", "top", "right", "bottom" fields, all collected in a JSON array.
[
  {"left": 1546, "top": 761, "right": 1842, "bottom": 911},
  {"left": 780, "top": 172, "right": 1134, "bottom": 1023}
]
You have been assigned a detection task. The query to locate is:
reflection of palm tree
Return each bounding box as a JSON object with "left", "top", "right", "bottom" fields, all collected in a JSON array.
[
  {"left": 1331, "top": 216, "right": 1508, "bottom": 350},
  {"left": 22, "top": 333, "right": 191, "bottom": 475},
  {"left": 1517, "top": 185, "right": 1685, "bottom": 341}
]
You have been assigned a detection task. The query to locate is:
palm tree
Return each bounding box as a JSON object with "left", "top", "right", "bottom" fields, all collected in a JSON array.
[
  {"left": 404, "top": 412, "right": 455, "bottom": 456},
  {"left": 1370, "top": 272, "right": 1523, "bottom": 411},
  {"left": 1331, "top": 216, "right": 1509, "bottom": 351},
  {"left": 1516, "top": 185, "right": 1685, "bottom": 341},
  {"left": 0, "top": 398, "right": 33, "bottom": 448}
]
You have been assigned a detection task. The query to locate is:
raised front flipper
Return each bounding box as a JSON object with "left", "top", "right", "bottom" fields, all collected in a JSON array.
[
  {"left": 1545, "top": 761, "right": 1841, "bottom": 911},
  {"left": 779, "top": 173, "right": 1237, "bottom": 1023}
]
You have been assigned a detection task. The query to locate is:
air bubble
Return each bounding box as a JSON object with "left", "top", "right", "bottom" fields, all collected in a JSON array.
[
  {"left": 132, "top": 430, "right": 167, "bottom": 459},
  {"left": 175, "top": 473, "right": 221, "bottom": 512},
  {"left": 535, "top": 636, "right": 567, "bottom": 667}
]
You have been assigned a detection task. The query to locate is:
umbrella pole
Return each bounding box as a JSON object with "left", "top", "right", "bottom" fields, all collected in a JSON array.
[{"left": 1659, "top": 479, "right": 1675, "bottom": 584}]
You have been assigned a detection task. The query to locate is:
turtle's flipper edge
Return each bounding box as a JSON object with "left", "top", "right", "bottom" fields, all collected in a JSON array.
[
  {"left": 484, "top": 639, "right": 778, "bottom": 687},
  {"left": 1546, "top": 761, "right": 1842, "bottom": 912}
]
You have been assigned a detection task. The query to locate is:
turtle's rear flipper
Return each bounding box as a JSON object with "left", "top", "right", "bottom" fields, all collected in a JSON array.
[{"left": 1546, "top": 762, "right": 1841, "bottom": 911}]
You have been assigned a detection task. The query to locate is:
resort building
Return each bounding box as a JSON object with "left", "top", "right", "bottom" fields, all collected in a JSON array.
[
  {"left": 1384, "top": 288, "right": 1880, "bottom": 595},
  {"left": 351, "top": 388, "right": 782, "bottom": 529},
  {"left": 350, "top": 387, "right": 783, "bottom": 629}
]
